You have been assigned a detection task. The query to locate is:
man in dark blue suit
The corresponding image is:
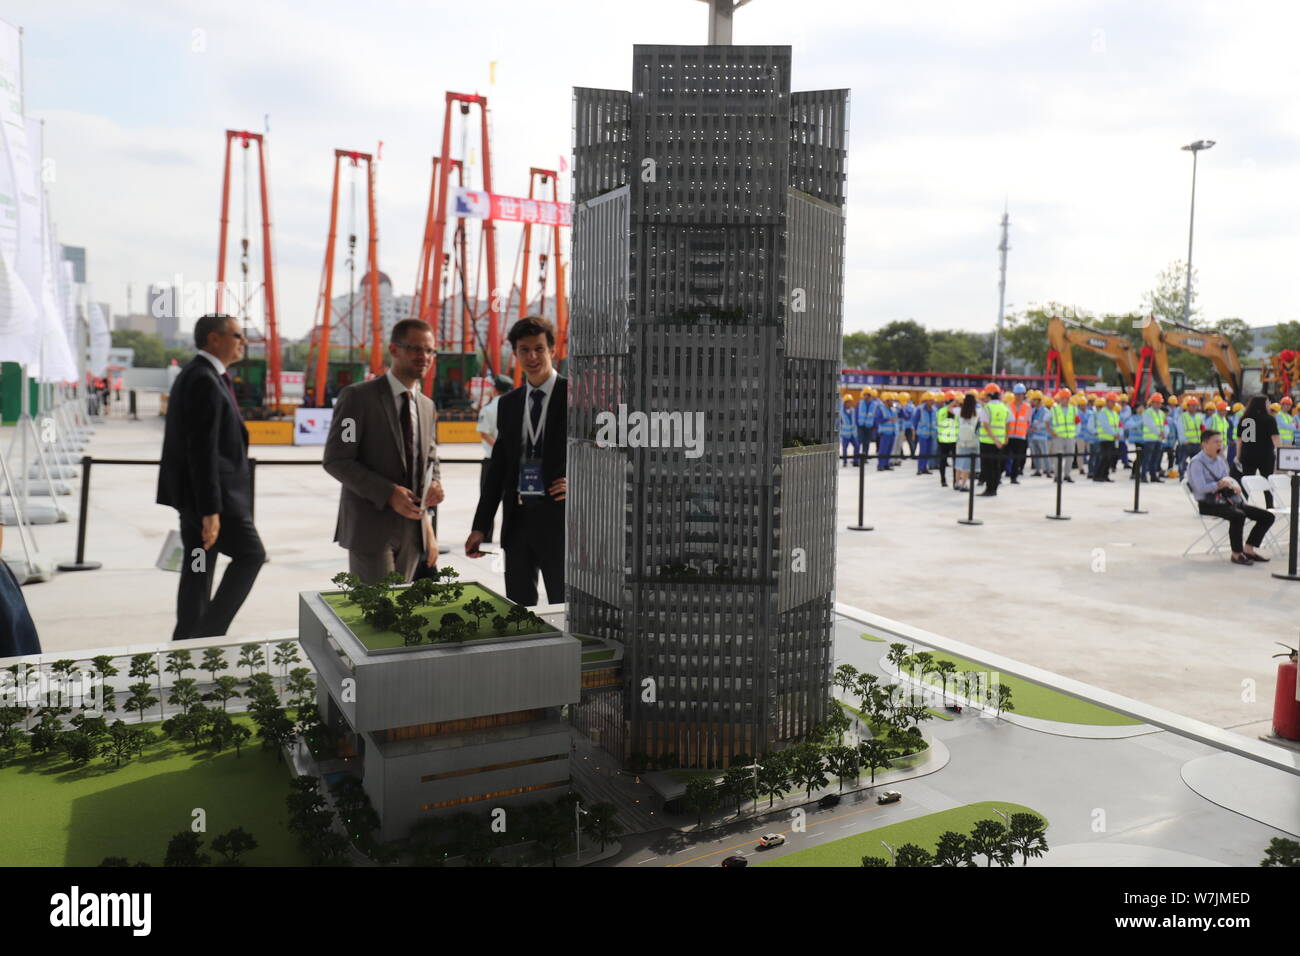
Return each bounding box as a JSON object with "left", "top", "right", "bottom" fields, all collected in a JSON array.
[{"left": 157, "top": 314, "right": 266, "bottom": 639}]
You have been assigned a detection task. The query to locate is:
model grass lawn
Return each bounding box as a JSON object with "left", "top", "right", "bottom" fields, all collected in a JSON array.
[
  {"left": 759, "top": 801, "right": 1047, "bottom": 867},
  {"left": 322, "top": 582, "right": 558, "bottom": 651},
  {"left": 883, "top": 645, "right": 1142, "bottom": 726},
  {"left": 0, "top": 713, "right": 309, "bottom": 867}
]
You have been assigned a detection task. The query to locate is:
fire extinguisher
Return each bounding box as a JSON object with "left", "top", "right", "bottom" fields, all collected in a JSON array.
[{"left": 1272, "top": 643, "right": 1299, "bottom": 741}]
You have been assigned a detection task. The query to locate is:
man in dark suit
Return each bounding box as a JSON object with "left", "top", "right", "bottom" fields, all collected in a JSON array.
[
  {"left": 323, "top": 318, "right": 443, "bottom": 584},
  {"left": 466, "top": 316, "right": 566, "bottom": 606},
  {"left": 157, "top": 313, "right": 266, "bottom": 640}
]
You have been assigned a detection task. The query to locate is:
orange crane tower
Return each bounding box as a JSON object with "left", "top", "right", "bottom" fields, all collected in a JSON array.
[
  {"left": 216, "top": 129, "right": 281, "bottom": 408},
  {"left": 309, "top": 149, "right": 382, "bottom": 405}
]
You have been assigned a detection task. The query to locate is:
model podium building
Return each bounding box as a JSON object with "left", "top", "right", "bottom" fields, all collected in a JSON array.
[{"left": 567, "top": 45, "right": 848, "bottom": 768}]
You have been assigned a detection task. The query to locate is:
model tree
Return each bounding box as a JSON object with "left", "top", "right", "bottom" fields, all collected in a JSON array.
[
  {"left": 826, "top": 745, "right": 859, "bottom": 791},
  {"left": 128, "top": 653, "right": 162, "bottom": 720},
  {"left": 101, "top": 720, "right": 152, "bottom": 768},
  {"left": 991, "top": 683, "right": 1015, "bottom": 719},
  {"left": 273, "top": 642, "right": 301, "bottom": 681},
  {"left": 683, "top": 776, "right": 721, "bottom": 827},
  {"left": 57, "top": 730, "right": 95, "bottom": 767},
  {"left": 167, "top": 677, "right": 200, "bottom": 715},
  {"left": 125, "top": 683, "right": 158, "bottom": 723},
  {"left": 212, "top": 675, "right": 242, "bottom": 711},
  {"left": 163, "top": 831, "right": 210, "bottom": 867},
  {"left": 757, "top": 753, "right": 791, "bottom": 808},
  {"left": 230, "top": 723, "right": 252, "bottom": 757},
  {"left": 211, "top": 827, "right": 258, "bottom": 865},
  {"left": 789, "top": 743, "right": 829, "bottom": 798},
  {"left": 1261, "top": 837, "right": 1300, "bottom": 867},
  {"left": 1007, "top": 812, "right": 1049, "bottom": 865},
  {"left": 90, "top": 655, "right": 119, "bottom": 715},
  {"left": 894, "top": 843, "right": 934, "bottom": 867},
  {"left": 582, "top": 803, "right": 624, "bottom": 851},
  {"left": 857, "top": 739, "right": 893, "bottom": 786},
  {"left": 164, "top": 649, "right": 194, "bottom": 683},
  {"left": 237, "top": 644, "right": 266, "bottom": 677},
  {"left": 969, "top": 818, "right": 1016, "bottom": 867},
  {"left": 933, "top": 830, "right": 975, "bottom": 867},
  {"left": 860, "top": 855, "right": 891, "bottom": 867}
]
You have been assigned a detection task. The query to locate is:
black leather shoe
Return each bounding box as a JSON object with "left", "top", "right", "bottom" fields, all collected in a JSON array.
[
  {"left": 1246, "top": 552, "right": 1270, "bottom": 563},
  {"left": 978, "top": 490, "right": 997, "bottom": 497},
  {"left": 1231, "top": 554, "right": 1253, "bottom": 566}
]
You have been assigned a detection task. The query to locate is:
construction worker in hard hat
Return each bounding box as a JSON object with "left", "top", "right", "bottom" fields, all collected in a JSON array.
[
  {"left": 1027, "top": 388, "right": 1051, "bottom": 476},
  {"left": 1140, "top": 393, "right": 1167, "bottom": 482},
  {"left": 976, "top": 383, "right": 1010, "bottom": 496},
  {"left": 1091, "top": 396, "right": 1116, "bottom": 481},
  {"left": 1047, "top": 389, "right": 1078, "bottom": 481},
  {"left": 840, "top": 394, "right": 861, "bottom": 467},
  {"left": 935, "top": 391, "right": 960, "bottom": 487},
  {"left": 855, "top": 386, "right": 879, "bottom": 461},
  {"left": 1121, "top": 394, "right": 1143, "bottom": 470},
  {"left": 876, "top": 390, "right": 898, "bottom": 471},
  {"left": 1276, "top": 395, "right": 1296, "bottom": 447},
  {"left": 1227, "top": 401, "right": 1245, "bottom": 469},
  {"left": 1003, "top": 383, "right": 1031, "bottom": 483},
  {"left": 896, "top": 391, "right": 916, "bottom": 463},
  {"left": 1077, "top": 394, "right": 1098, "bottom": 478},
  {"left": 915, "top": 392, "right": 937, "bottom": 475},
  {"left": 1173, "top": 396, "right": 1203, "bottom": 478}
]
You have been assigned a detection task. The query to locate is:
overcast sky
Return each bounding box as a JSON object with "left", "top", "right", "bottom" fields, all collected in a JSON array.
[{"left": 11, "top": 0, "right": 1300, "bottom": 339}]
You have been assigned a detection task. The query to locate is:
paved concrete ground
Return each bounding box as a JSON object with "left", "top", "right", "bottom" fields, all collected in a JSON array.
[{"left": 4, "top": 395, "right": 1295, "bottom": 745}]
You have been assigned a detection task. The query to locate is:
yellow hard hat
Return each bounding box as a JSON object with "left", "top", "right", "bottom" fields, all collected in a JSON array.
[
  {"left": 1043, "top": 396, "right": 1056, "bottom": 407},
  {"left": 1233, "top": 402, "right": 1244, "bottom": 412},
  {"left": 1270, "top": 403, "right": 1281, "bottom": 412},
  {"left": 1093, "top": 396, "right": 1106, "bottom": 406}
]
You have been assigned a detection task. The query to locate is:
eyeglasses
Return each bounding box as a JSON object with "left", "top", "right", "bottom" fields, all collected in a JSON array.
[
  {"left": 395, "top": 343, "right": 436, "bottom": 357},
  {"left": 224, "top": 329, "right": 245, "bottom": 340}
]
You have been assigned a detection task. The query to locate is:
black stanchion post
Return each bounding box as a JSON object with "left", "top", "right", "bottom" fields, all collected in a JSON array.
[
  {"left": 1125, "top": 445, "right": 1147, "bottom": 514},
  {"left": 249, "top": 457, "right": 257, "bottom": 521},
  {"left": 1047, "top": 452, "right": 1070, "bottom": 520},
  {"left": 848, "top": 452, "right": 873, "bottom": 531},
  {"left": 958, "top": 450, "right": 982, "bottom": 525},
  {"left": 129, "top": 390, "right": 138, "bottom": 420},
  {"left": 1272, "top": 472, "right": 1300, "bottom": 581},
  {"left": 57, "top": 456, "right": 102, "bottom": 572}
]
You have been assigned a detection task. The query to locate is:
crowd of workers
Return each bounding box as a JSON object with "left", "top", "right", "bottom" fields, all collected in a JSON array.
[{"left": 839, "top": 381, "right": 1300, "bottom": 499}]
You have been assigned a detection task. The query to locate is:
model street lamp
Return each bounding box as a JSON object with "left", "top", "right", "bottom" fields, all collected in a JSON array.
[{"left": 1180, "top": 139, "right": 1215, "bottom": 324}]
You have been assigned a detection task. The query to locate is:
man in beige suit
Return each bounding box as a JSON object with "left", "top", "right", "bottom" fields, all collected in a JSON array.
[{"left": 323, "top": 318, "right": 444, "bottom": 583}]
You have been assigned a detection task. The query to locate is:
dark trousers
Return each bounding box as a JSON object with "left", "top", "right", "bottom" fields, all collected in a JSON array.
[
  {"left": 1091, "top": 440, "right": 1115, "bottom": 479},
  {"left": 479, "top": 458, "right": 495, "bottom": 543},
  {"left": 1141, "top": 441, "right": 1163, "bottom": 480},
  {"left": 857, "top": 424, "right": 875, "bottom": 458},
  {"left": 936, "top": 441, "right": 955, "bottom": 485},
  {"left": 979, "top": 443, "right": 1003, "bottom": 492},
  {"left": 1005, "top": 438, "right": 1028, "bottom": 478},
  {"left": 1198, "top": 500, "right": 1274, "bottom": 553},
  {"left": 174, "top": 510, "right": 265, "bottom": 640},
  {"left": 503, "top": 506, "right": 565, "bottom": 607}
]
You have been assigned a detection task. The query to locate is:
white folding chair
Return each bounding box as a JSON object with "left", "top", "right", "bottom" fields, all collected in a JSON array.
[
  {"left": 1268, "top": 474, "right": 1296, "bottom": 514},
  {"left": 1182, "top": 479, "right": 1231, "bottom": 558},
  {"left": 1241, "top": 475, "right": 1287, "bottom": 552}
]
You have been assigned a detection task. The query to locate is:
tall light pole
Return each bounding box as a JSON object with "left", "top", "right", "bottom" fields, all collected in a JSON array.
[
  {"left": 693, "top": 0, "right": 754, "bottom": 43},
  {"left": 1180, "top": 139, "right": 1215, "bottom": 325},
  {"left": 991, "top": 207, "right": 1010, "bottom": 375}
]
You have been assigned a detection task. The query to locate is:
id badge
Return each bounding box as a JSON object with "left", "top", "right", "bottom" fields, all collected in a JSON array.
[{"left": 518, "top": 458, "right": 545, "bottom": 497}]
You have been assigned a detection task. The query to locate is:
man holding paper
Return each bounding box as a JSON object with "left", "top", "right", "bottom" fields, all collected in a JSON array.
[{"left": 323, "top": 319, "right": 443, "bottom": 584}]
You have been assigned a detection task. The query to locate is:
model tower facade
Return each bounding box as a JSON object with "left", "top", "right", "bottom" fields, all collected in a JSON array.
[{"left": 567, "top": 45, "right": 848, "bottom": 768}]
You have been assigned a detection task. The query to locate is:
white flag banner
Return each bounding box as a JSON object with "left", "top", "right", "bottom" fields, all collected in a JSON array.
[
  {"left": 0, "top": 19, "right": 37, "bottom": 365},
  {"left": 88, "top": 295, "right": 110, "bottom": 376},
  {"left": 0, "top": 243, "right": 38, "bottom": 365},
  {"left": 36, "top": 183, "right": 75, "bottom": 381}
]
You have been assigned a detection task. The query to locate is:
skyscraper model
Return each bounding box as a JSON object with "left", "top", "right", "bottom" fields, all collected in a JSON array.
[{"left": 567, "top": 44, "right": 848, "bottom": 768}]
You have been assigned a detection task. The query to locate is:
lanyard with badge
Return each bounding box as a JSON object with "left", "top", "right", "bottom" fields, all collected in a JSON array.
[{"left": 519, "top": 388, "right": 546, "bottom": 499}]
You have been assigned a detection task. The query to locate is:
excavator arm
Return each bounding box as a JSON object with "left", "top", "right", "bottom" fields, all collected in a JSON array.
[
  {"left": 1145, "top": 316, "right": 1243, "bottom": 397},
  {"left": 1046, "top": 316, "right": 1138, "bottom": 393}
]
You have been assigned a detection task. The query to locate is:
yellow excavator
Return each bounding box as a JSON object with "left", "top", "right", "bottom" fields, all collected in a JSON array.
[
  {"left": 1139, "top": 316, "right": 1241, "bottom": 400},
  {"left": 1045, "top": 316, "right": 1173, "bottom": 399}
]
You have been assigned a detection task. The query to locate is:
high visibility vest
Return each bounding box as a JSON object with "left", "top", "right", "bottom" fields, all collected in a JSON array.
[
  {"left": 1142, "top": 409, "right": 1166, "bottom": 441},
  {"left": 1096, "top": 408, "right": 1120, "bottom": 440},
  {"left": 1006, "top": 402, "right": 1031, "bottom": 439},
  {"left": 1206, "top": 412, "right": 1227, "bottom": 440},
  {"left": 1180, "top": 411, "right": 1201, "bottom": 443},
  {"left": 979, "top": 400, "right": 1009, "bottom": 444},
  {"left": 1051, "top": 405, "right": 1078, "bottom": 438},
  {"left": 1279, "top": 412, "right": 1295, "bottom": 443},
  {"left": 936, "top": 406, "right": 959, "bottom": 443}
]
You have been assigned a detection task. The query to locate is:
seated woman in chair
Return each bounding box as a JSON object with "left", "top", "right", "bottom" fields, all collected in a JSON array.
[{"left": 1186, "top": 429, "right": 1274, "bottom": 566}]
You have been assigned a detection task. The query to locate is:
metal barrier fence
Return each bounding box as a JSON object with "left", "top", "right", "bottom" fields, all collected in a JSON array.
[{"left": 57, "top": 454, "right": 487, "bottom": 572}]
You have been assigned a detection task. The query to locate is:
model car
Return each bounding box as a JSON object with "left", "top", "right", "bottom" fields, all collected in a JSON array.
[
  {"left": 818, "top": 793, "right": 841, "bottom": 809},
  {"left": 876, "top": 790, "right": 903, "bottom": 804},
  {"left": 757, "top": 833, "right": 786, "bottom": 848},
  {"left": 721, "top": 855, "right": 749, "bottom": 867}
]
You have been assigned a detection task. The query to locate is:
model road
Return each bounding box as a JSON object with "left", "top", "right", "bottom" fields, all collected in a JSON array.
[{"left": 597, "top": 621, "right": 1292, "bottom": 867}]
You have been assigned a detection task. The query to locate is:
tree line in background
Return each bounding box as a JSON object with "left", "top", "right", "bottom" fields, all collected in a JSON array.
[
  {"left": 844, "top": 260, "right": 1300, "bottom": 385},
  {"left": 109, "top": 330, "right": 312, "bottom": 370}
]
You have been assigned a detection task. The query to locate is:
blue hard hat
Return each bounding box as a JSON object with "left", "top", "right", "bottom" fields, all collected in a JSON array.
[{"left": 1012, "top": 383, "right": 1026, "bottom": 394}]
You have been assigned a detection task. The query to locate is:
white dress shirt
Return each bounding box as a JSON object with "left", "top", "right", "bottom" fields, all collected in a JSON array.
[
  {"left": 522, "top": 368, "right": 558, "bottom": 455},
  {"left": 197, "top": 350, "right": 226, "bottom": 376},
  {"left": 386, "top": 369, "right": 423, "bottom": 480}
]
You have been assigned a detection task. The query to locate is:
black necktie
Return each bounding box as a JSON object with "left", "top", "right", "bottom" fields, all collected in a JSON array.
[
  {"left": 400, "top": 391, "right": 418, "bottom": 492},
  {"left": 529, "top": 388, "right": 544, "bottom": 457}
]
